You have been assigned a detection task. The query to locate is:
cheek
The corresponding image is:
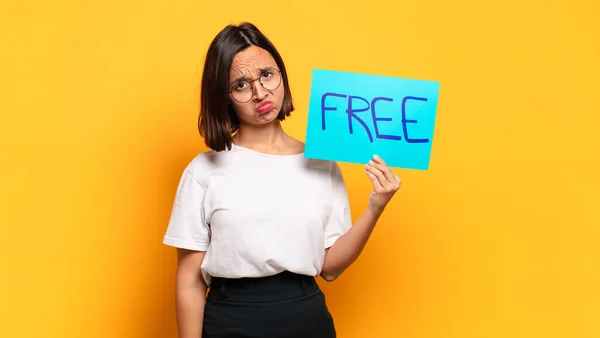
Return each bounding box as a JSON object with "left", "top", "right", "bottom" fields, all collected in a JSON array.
[
  {"left": 275, "top": 85, "right": 286, "bottom": 103},
  {"left": 231, "top": 102, "right": 252, "bottom": 118}
]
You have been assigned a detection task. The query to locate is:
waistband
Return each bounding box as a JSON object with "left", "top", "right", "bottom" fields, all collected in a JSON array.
[{"left": 208, "top": 271, "right": 319, "bottom": 303}]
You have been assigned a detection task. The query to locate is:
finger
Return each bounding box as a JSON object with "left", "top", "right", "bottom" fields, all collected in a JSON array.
[
  {"left": 366, "top": 163, "right": 392, "bottom": 191},
  {"left": 394, "top": 173, "right": 402, "bottom": 184},
  {"left": 365, "top": 170, "right": 384, "bottom": 192},
  {"left": 368, "top": 160, "right": 401, "bottom": 191},
  {"left": 369, "top": 156, "right": 396, "bottom": 185},
  {"left": 372, "top": 154, "right": 387, "bottom": 166}
]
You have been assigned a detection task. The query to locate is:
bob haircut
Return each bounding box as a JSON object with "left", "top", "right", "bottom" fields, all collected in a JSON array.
[{"left": 198, "top": 22, "right": 294, "bottom": 152}]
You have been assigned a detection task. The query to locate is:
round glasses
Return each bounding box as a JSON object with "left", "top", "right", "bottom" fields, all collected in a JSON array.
[{"left": 228, "top": 69, "right": 282, "bottom": 103}]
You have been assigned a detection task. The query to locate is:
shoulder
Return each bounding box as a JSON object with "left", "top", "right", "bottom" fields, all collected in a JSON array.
[
  {"left": 303, "top": 157, "right": 344, "bottom": 180},
  {"left": 181, "top": 149, "right": 232, "bottom": 186},
  {"left": 285, "top": 135, "right": 340, "bottom": 170},
  {"left": 289, "top": 138, "right": 306, "bottom": 154}
]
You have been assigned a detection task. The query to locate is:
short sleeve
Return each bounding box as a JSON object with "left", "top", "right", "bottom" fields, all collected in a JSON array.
[
  {"left": 162, "top": 169, "right": 210, "bottom": 251},
  {"left": 324, "top": 162, "right": 352, "bottom": 248}
]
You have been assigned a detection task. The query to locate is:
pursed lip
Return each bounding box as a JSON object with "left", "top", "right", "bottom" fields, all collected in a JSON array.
[{"left": 256, "top": 100, "right": 273, "bottom": 114}]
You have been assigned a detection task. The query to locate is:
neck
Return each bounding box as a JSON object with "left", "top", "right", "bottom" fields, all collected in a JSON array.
[{"left": 234, "top": 120, "right": 287, "bottom": 151}]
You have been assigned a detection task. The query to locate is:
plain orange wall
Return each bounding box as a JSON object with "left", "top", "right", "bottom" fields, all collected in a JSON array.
[{"left": 1, "top": 1, "right": 599, "bottom": 337}]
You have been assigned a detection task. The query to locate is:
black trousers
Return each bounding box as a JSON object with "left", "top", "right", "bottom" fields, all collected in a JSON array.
[{"left": 203, "top": 271, "right": 337, "bottom": 338}]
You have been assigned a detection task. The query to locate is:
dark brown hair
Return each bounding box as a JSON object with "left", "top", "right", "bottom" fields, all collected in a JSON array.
[{"left": 198, "top": 22, "right": 294, "bottom": 152}]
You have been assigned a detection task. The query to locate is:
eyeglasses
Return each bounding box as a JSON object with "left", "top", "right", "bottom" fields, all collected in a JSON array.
[{"left": 228, "top": 69, "right": 282, "bottom": 103}]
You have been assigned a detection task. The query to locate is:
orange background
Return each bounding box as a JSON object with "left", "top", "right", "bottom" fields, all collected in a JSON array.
[{"left": 1, "top": 0, "right": 599, "bottom": 337}]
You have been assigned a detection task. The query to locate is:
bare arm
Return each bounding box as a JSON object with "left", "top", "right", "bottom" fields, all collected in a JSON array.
[
  {"left": 175, "top": 248, "right": 207, "bottom": 338},
  {"left": 321, "top": 207, "right": 383, "bottom": 281},
  {"left": 321, "top": 155, "right": 401, "bottom": 282}
]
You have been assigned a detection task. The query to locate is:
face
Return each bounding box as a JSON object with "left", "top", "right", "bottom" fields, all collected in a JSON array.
[{"left": 228, "top": 45, "right": 285, "bottom": 126}]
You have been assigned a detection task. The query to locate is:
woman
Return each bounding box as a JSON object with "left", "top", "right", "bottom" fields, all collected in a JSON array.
[{"left": 163, "top": 22, "right": 401, "bottom": 338}]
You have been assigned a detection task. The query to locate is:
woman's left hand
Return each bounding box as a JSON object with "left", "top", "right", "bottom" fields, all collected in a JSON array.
[{"left": 365, "top": 154, "right": 402, "bottom": 214}]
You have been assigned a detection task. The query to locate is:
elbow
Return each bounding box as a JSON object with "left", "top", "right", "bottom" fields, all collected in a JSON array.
[
  {"left": 323, "top": 275, "right": 338, "bottom": 282},
  {"left": 321, "top": 247, "right": 345, "bottom": 282},
  {"left": 320, "top": 270, "right": 341, "bottom": 282}
]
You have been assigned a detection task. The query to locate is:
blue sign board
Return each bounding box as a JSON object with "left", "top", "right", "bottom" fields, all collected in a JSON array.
[{"left": 304, "top": 69, "right": 440, "bottom": 170}]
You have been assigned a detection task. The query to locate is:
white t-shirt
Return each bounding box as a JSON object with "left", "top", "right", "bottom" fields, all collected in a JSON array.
[{"left": 162, "top": 144, "right": 353, "bottom": 286}]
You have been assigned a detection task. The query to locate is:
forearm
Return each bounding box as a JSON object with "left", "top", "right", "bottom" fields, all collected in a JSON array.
[
  {"left": 321, "top": 206, "right": 383, "bottom": 281},
  {"left": 176, "top": 279, "right": 207, "bottom": 338}
]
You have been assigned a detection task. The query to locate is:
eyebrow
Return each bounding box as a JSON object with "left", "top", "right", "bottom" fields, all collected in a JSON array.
[{"left": 229, "top": 67, "right": 277, "bottom": 86}]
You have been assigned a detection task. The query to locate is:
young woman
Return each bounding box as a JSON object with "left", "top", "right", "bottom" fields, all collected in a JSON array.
[{"left": 163, "top": 22, "right": 401, "bottom": 338}]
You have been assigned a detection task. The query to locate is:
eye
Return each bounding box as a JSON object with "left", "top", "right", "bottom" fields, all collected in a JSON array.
[
  {"left": 262, "top": 71, "right": 273, "bottom": 79},
  {"left": 234, "top": 82, "right": 248, "bottom": 91}
]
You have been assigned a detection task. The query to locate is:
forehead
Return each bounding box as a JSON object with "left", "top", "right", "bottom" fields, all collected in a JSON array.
[{"left": 229, "top": 45, "right": 277, "bottom": 80}]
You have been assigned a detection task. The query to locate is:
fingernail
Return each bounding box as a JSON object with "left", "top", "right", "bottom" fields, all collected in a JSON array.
[
  {"left": 368, "top": 160, "right": 374, "bottom": 165},
  {"left": 373, "top": 154, "right": 380, "bottom": 159}
]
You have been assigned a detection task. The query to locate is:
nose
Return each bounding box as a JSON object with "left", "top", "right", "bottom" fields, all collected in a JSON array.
[{"left": 251, "top": 80, "right": 268, "bottom": 101}]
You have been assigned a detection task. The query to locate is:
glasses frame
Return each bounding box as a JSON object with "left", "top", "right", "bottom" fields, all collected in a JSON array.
[{"left": 228, "top": 69, "right": 283, "bottom": 103}]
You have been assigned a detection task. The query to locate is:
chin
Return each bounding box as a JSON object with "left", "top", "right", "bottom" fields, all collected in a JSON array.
[
  {"left": 239, "top": 108, "right": 280, "bottom": 126},
  {"left": 257, "top": 109, "right": 279, "bottom": 122}
]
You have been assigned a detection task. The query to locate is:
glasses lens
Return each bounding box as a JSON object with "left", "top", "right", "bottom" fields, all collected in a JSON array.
[
  {"left": 230, "top": 70, "right": 282, "bottom": 103},
  {"left": 232, "top": 88, "right": 252, "bottom": 103},
  {"left": 260, "top": 70, "right": 281, "bottom": 91}
]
